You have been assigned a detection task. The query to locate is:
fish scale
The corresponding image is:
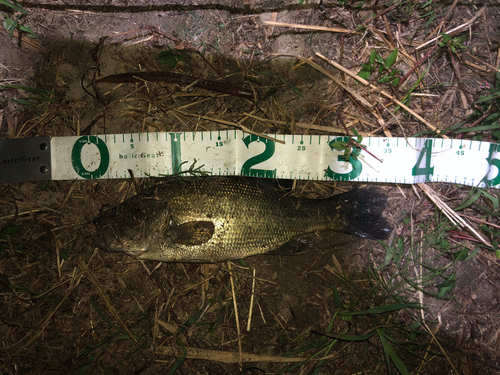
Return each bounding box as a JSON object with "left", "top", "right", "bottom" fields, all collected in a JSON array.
[{"left": 92, "top": 177, "right": 391, "bottom": 263}]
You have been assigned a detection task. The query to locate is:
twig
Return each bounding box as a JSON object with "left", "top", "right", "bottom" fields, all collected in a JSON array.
[
  {"left": 246, "top": 268, "right": 256, "bottom": 332},
  {"left": 242, "top": 112, "right": 370, "bottom": 136},
  {"left": 263, "top": 21, "right": 359, "bottom": 35},
  {"left": 315, "top": 52, "right": 449, "bottom": 138},
  {"left": 78, "top": 260, "right": 141, "bottom": 349},
  {"left": 336, "top": 106, "right": 383, "bottom": 163},
  {"left": 398, "top": 44, "right": 439, "bottom": 87},
  {"left": 416, "top": 6, "right": 486, "bottom": 51},
  {"left": 175, "top": 110, "right": 286, "bottom": 144},
  {"left": 418, "top": 183, "right": 491, "bottom": 247},
  {"left": 228, "top": 262, "right": 242, "bottom": 368}
]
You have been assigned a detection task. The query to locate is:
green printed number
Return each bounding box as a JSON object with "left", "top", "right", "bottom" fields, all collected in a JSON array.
[
  {"left": 412, "top": 139, "right": 434, "bottom": 179},
  {"left": 324, "top": 137, "right": 362, "bottom": 181},
  {"left": 241, "top": 135, "right": 276, "bottom": 178},
  {"left": 71, "top": 136, "right": 110, "bottom": 179},
  {"left": 485, "top": 143, "right": 500, "bottom": 187}
]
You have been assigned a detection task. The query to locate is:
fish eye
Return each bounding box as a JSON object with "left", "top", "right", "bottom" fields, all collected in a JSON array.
[
  {"left": 109, "top": 206, "right": 121, "bottom": 218},
  {"left": 104, "top": 224, "right": 120, "bottom": 241}
]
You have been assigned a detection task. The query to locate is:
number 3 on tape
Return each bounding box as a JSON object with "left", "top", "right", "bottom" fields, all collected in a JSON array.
[{"left": 324, "top": 137, "right": 362, "bottom": 181}]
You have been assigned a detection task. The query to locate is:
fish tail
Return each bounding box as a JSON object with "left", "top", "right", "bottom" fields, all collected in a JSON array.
[{"left": 332, "top": 188, "right": 391, "bottom": 240}]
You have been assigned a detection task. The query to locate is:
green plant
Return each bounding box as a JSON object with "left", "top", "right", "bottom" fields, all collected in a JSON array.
[
  {"left": 438, "top": 33, "right": 468, "bottom": 55},
  {"left": 278, "top": 278, "right": 426, "bottom": 374},
  {"left": 157, "top": 47, "right": 185, "bottom": 68},
  {"left": 1, "top": 0, "right": 36, "bottom": 38},
  {"left": 0, "top": 84, "right": 54, "bottom": 114},
  {"left": 378, "top": 208, "right": 480, "bottom": 299},
  {"left": 358, "top": 49, "right": 400, "bottom": 87},
  {"left": 447, "top": 64, "right": 500, "bottom": 136}
]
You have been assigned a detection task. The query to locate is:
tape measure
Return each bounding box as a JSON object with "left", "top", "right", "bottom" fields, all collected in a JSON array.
[{"left": 1, "top": 130, "right": 500, "bottom": 188}]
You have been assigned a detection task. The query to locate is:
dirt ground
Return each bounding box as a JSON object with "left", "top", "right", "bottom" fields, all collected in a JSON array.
[{"left": 1, "top": 0, "right": 500, "bottom": 374}]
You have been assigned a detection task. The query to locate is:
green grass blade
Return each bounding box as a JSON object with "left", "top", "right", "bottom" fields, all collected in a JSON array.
[
  {"left": 312, "top": 330, "right": 375, "bottom": 341},
  {"left": 0, "top": 0, "right": 27, "bottom": 13},
  {"left": 452, "top": 123, "right": 500, "bottom": 132},
  {"left": 455, "top": 188, "right": 482, "bottom": 210},
  {"left": 168, "top": 342, "right": 187, "bottom": 375},
  {"left": 339, "top": 303, "right": 422, "bottom": 316},
  {"left": 279, "top": 77, "right": 304, "bottom": 98},
  {"left": 377, "top": 329, "right": 411, "bottom": 375}
]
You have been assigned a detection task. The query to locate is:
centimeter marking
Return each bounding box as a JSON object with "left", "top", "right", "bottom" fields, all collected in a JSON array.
[{"left": 3, "top": 130, "right": 500, "bottom": 187}]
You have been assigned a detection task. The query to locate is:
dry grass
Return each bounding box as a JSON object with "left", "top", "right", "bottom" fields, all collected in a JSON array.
[{"left": 1, "top": 0, "right": 500, "bottom": 373}]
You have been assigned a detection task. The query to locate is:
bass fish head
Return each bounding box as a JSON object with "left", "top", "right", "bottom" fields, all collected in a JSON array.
[
  {"left": 92, "top": 198, "right": 172, "bottom": 257},
  {"left": 92, "top": 197, "right": 216, "bottom": 261}
]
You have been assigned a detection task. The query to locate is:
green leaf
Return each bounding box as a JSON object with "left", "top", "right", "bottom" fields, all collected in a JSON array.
[
  {"left": 455, "top": 188, "right": 482, "bottom": 210},
  {"left": 329, "top": 141, "right": 348, "bottom": 150},
  {"left": 452, "top": 247, "right": 468, "bottom": 261},
  {"left": 331, "top": 285, "right": 342, "bottom": 308},
  {"left": 168, "top": 341, "right": 187, "bottom": 375},
  {"left": 476, "top": 92, "right": 500, "bottom": 103},
  {"left": 280, "top": 77, "right": 304, "bottom": 98},
  {"left": 481, "top": 190, "right": 499, "bottom": 210},
  {"left": 437, "top": 238, "right": 450, "bottom": 250},
  {"left": 369, "top": 50, "right": 377, "bottom": 65},
  {"left": 377, "top": 329, "right": 411, "bottom": 375},
  {"left": 464, "top": 246, "right": 480, "bottom": 261},
  {"left": 385, "top": 49, "right": 398, "bottom": 69},
  {"left": 0, "top": 0, "right": 27, "bottom": 14},
  {"left": 0, "top": 225, "right": 18, "bottom": 240},
  {"left": 339, "top": 303, "right": 422, "bottom": 316},
  {"left": 436, "top": 273, "right": 456, "bottom": 298},
  {"left": 60, "top": 245, "right": 73, "bottom": 260},
  {"left": 358, "top": 70, "right": 371, "bottom": 80},
  {"left": 317, "top": 330, "right": 375, "bottom": 341}
]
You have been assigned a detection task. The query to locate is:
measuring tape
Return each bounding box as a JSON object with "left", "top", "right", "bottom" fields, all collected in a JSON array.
[{"left": 1, "top": 130, "right": 500, "bottom": 188}]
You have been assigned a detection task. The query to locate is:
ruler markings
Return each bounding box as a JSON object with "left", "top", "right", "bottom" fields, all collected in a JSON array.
[{"left": 3, "top": 131, "right": 500, "bottom": 187}]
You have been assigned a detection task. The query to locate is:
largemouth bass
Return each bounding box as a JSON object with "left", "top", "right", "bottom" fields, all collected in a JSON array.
[{"left": 92, "top": 177, "right": 391, "bottom": 262}]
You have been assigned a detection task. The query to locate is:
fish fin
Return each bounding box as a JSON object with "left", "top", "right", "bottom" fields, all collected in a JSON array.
[
  {"left": 265, "top": 236, "right": 315, "bottom": 256},
  {"left": 335, "top": 188, "right": 392, "bottom": 240},
  {"left": 167, "top": 221, "right": 215, "bottom": 246}
]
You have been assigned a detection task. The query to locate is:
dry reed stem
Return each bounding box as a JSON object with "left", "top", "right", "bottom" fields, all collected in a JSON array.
[
  {"left": 263, "top": 21, "right": 359, "bottom": 35},
  {"left": 228, "top": 262, "right": 243, "bottom": 367},
  {"left": 242, "top": 112, "right": 370, "bottom": 136},
  {"left": 175, "top": 110, "right": 286, "bottom": 144},
  {"left": 156, "top": 342, "right": 353, "bottom": 364},
  {"left": 294, "top": 57, "right": 374, "bottom": 109},
  {"left": 416, "top": 6, "right": 486, "bottom": 51},
  {"left": 315, "top": 52, "right": 449, "bottom": 138},
  {"left": 7, "top": 270, "right": 83, "bottom": 358},
  {"left": 246, "top": 268, "right": 256, "bottom": 332},
  {"left": 78, "top": 260, "right": 140, "bottom": 349},
  {"left": 418, "top": 183, "right": 491, "bottom": 247}
]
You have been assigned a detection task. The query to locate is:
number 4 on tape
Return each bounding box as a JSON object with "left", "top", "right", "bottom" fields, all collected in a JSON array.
[{"left": 412, "top": 139, "right": 434, "bottom": 180}]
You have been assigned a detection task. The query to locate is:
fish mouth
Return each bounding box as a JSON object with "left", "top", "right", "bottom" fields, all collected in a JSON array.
[{"left": 93, "top": 221, "right": 151, "bottom": 256}]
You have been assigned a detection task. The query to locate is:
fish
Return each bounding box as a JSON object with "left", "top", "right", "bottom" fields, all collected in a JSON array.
[{"left": 91, "top": 177, "right": 391, "bottom": 263}]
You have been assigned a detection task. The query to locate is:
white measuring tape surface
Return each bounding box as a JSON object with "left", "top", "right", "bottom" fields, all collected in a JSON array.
[{"left": 1, "top": 130, "right": 500, "bottom": 188}]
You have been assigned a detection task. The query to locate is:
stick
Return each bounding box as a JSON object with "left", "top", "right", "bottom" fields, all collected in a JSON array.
[
  {"left": 247, "top": 268, "right": 256, "bottom": 332},
  {"left": 315, "top": 52, "right": 449, "bottom": 138},
  {"left": 263, "top": 21, "right": 359, "bottom": 35},
  {"left": 228, "top": 262, "right": 242, "bottom": 368},
  {"left": 175, "top": 110, "right": 286, "bottom": 144}
]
